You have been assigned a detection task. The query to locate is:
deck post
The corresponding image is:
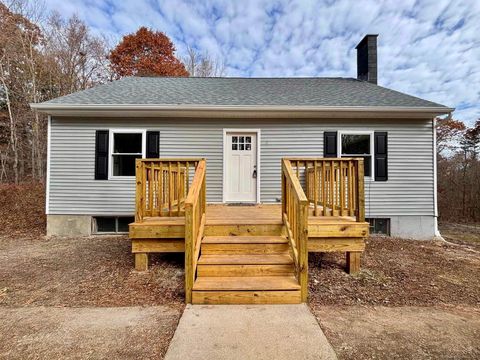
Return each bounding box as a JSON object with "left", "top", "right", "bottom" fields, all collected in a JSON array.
[
  {"left": 281, "top": 160, "right": 286, "bottom": 215},
  {"left": 356, "top": 158, "right": 365, "bottom": 222},
  {"left": 134, "top": 253, "right": 149, "bottom": 271},
  {"left": 346, "top": 251, "right": 361, "bottom": 274},
  {"left": 185, "top": 202, "right": 193, "bottom": 303},
  {"left": 299, "top": 200, "right": 309, "bottom": 302},
  {"left": 135, "top": 159, "right": 144, "bottom": 222}
]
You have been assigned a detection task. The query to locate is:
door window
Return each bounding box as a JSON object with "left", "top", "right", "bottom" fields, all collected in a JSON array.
[{"left": 232, "top": 135, "right": 252, "bottom": 151}]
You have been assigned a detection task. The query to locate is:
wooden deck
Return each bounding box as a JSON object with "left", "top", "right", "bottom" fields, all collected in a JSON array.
[
  {"left": 130, "top": 158, "right": 368, "bottom": 304},
  {"left": 130, "top": 204, "right": 367, "bottom": 262}
]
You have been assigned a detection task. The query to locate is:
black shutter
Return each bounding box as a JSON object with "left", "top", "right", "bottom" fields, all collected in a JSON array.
[
  {"left": 95, "top": 130, "right": 109, "bottom": 180},
  {"left": 323, "top": 131, "right": 338, "bottom": 157},
  {"left": 374, "top": 132, "right": 388, "bottom": 181},
  {"left": 146, "top": 131, "right": 160, "bottom": 158}
]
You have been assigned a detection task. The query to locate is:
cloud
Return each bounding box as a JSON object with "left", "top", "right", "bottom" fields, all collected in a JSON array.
[{"left": 41, "top": 0, "right": 480, "bottom": 125}]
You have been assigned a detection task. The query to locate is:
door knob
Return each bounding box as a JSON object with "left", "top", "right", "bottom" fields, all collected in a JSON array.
[{"left": 253, "top": 169, "right": 257, "bottom": 178}]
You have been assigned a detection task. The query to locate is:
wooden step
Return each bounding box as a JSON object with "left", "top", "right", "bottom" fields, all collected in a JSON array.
[
  {"left": 202, "top": 243, "right": 289, "bottom": 255},
  {"left": 193, "top": 276, "right": 300, "bottom": 291},
  {"left": 197, "top": 264, "right": 295, "bottom": 277},
  {"left": 192, "top": 290, "right": 301, "bottom": 304},
  {"left": 202, "top": 236, "right": 288, "bottom": 244},
  {"left": 198, "top": 254, "right": 293, "bottom": 265},
  {"left": 204, "top": 223, "right": 283, "bottom": 236},
  {"left": 206, "top": 218, "right": 284, "bottom": 225}
]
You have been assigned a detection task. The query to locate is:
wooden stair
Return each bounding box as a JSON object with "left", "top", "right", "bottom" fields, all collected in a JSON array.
[{"left": 192, "top": 234, "right": 301, "bottom": 304}]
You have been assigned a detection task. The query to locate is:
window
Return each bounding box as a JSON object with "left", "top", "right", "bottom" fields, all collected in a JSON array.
[
  {"left": 110, "top": 131, "right": 145, "bottom": 177},
  {"left": 94, "top": 216, "right": 134, "bottom": 233},
  {"left": 339, "top": 132, "right": 373, "bottom": 177},
  {"left": 367, "top": 218, "right": 390, "bottom": 236},
  {"left": 232, "top": 135, "right": 252, "bottom": 151}
]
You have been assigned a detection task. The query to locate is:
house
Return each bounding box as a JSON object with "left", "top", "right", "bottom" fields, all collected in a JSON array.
[{"left": 32, "top": 35, "right": 453, "bottom": 304}]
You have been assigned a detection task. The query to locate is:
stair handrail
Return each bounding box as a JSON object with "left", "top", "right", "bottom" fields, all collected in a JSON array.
[
  {"left": 281, "top": 159, "right": 309, "bottom": 302},
  {"left": 184, "top": 159, "right": 207, "bottom": 303}
]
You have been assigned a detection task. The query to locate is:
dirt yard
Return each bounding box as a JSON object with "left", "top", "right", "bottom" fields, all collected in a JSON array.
[
  {"left": 309, "top": 236, "right": 480, "bottom": 359},
  {"left": 0, "top": 306, "right": 180, "bottom": 359},
  {"left": 440, "top": 221, "right": 480, "bottom": 250},
  {"left": 315, "top": 305, "right": 480, "bottom": 360},
  {"left": 0, "top": 184, "right": 187, "bottom": 359},
  {"left": 0, "top": 234, "right": 185, "bottom": 359},
  {"left": 0, "top": 235, "right": 184, "bottom": 307}
]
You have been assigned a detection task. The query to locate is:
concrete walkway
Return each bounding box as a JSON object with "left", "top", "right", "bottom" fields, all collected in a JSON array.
[{"left": 164, "top": 304, "right": 337, "bottom": 360}]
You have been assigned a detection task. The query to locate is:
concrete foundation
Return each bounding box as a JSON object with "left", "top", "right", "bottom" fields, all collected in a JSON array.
[
  {"left": 389, "top": 215, "right": 436, "bottom": 240},
  {"left": 46, "top": 213, "right": 437, "bottom": 240},
  {"left": 47, "top": 215, "right": 92, "bottom": 236}
]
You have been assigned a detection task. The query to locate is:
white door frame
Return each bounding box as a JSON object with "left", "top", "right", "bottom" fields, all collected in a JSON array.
[{"left": 222, "top": 128, "right": 261, "bottom": 203}]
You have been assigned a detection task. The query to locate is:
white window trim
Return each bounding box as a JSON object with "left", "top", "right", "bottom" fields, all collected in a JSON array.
[
  {"left": 337, "top": 130, "right": 374, "bottom": 180},
  {"left": 222, "top": 128, "right": 261, "bottom": 204},
  {"left": 108, "top": 129, "right": 146, "bottom": 179}
]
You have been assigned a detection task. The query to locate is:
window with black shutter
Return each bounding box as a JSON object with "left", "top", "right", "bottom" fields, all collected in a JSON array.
[
  {"left": 95, "top": 129, "right": 160, "bottom": 179},
  {"left": 327, "top": 130, "right": 388, "bottom": 180}
]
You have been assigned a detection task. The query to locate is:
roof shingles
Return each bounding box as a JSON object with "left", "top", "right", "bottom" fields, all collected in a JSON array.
[{"left": 40, "top": 76, "right": 448, "bottom": 109}]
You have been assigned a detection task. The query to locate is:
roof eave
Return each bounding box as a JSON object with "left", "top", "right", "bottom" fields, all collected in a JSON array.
[{"left": 29, "top": 103, "right": 454, "bottom": 119}]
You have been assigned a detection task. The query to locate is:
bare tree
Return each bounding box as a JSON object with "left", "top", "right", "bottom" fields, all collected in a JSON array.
[
  {"left": 437, "top": 118, "right": 480, "bottom": 222},
  {"left": 0, "top": 57, "right": 19, "bottom": 183},
  {"left": 13, "top": 0, "right": 48, "bottom": 179},
  {"left": 183, "top": 46, "right": 226, "bottom": 77},
  {"left": 0, "top": 2, "right": 110, "bottom": 184},
  {"left": 0, "top": 1, "right": 44, "bottom": 182},
  {"left": 45, "top": 11, "right": 109, "bottom": 95}
]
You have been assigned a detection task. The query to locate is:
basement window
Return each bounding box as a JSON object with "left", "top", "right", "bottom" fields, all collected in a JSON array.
[
  {"left": 367, "top": 218, "right": 390, "bottom": 236},
  {"left": 93, "top": 216, "right": 134, "bottom": 234}
]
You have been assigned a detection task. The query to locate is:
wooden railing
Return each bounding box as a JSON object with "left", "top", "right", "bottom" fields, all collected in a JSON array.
[
  {"left": 289, "top": 158, "right": 365, "bottom": 222},
  {"left": 281, "top": 159, "right": 309, "bottom": 302},
  {"left": 135, "top": 159, "right": 203, "bottom": 221},
  {"left": 184, "top": 159, "right": 207, "bottom": 303}
]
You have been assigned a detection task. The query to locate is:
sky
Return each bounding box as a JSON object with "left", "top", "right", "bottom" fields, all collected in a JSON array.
[{"left": 41, "top": 0, "right": 479, "bottom": 125}]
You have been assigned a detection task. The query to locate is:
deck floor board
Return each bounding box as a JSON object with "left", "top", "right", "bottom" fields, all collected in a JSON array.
[{"left": 131, "top": 204, "right": 361, "bottom": 227}]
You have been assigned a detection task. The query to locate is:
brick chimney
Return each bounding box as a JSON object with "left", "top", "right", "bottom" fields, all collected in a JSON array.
[{"left": 356, "top": 34, "right": 378, "bottom": 84}]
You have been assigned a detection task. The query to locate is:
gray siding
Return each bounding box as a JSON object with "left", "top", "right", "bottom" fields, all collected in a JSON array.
[{"left": 49, "top": 117, "right": 434, "bottom": 217}]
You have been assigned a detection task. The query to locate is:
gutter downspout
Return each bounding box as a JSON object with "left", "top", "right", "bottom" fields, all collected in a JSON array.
[{"left": 433, "top": 117, "right": 444, "bottom": 240}]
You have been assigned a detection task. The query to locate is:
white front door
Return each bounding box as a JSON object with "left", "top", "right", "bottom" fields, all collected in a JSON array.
[{"left": 225, "top": 132, "right": 257, "bottom": 202}]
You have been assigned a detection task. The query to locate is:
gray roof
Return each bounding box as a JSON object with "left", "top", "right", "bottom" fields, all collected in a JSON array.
[{"left": 35, "top": 76, "right": 450, "bottom": 109}]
